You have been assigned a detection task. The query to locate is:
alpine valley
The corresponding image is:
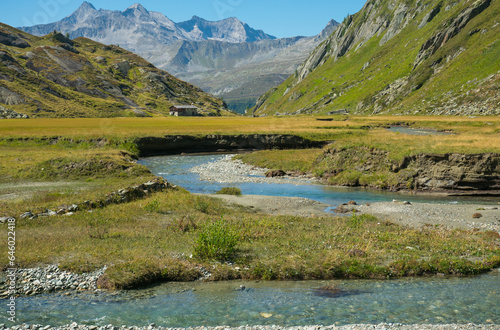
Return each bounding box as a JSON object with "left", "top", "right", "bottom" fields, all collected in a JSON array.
[{"left": 21, "top": 2, "right": 339, "bottom": 113}]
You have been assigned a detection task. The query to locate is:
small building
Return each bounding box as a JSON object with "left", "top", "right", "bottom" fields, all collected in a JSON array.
[{"left": 169, "top": 105, "right": 198, "bottom": 116}]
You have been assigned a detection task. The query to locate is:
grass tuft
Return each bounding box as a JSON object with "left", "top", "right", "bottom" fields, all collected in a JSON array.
[{"left": 216, "top": 187, "right": 242, "bottom": 196}]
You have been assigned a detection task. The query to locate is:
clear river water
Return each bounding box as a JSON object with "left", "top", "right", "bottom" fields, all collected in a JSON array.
[
  {"left": 16, "top": 154, "right": 500, "bottom": 327},
  {"left": 15, "top": 273, "right": 500, "bottom": 326},
  {"left": 138, "top": 154, "right": 496, "bottom": 206}
]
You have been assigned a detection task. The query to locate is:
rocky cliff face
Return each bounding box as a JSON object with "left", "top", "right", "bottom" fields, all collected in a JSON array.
[
  {"left": 254, "top": 0, "right": 499, "bottom": 116},
  {"left": 0, "top": 23, "right": 228, "bottom": 118},
  {"left": 20, "top": 2, "right": 338, "bottom": 112}
]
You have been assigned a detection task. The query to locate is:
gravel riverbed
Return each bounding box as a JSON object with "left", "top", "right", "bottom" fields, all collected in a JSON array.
[
  {"left": 357, "top": 202, "right": 500, "bottom": 232},
  {"left": 194, "top": 155, "right": 500, "bottom": 232},
  {"left": 189, "top": 155, "right": 315, "bottom": 185}
]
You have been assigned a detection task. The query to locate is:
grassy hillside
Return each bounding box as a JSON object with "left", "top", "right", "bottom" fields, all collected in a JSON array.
[
  {"left": 253, "top": 0, "right": 499, "bottom": 116},
  {"left": 0, "top": 23, "right": 230, "bottom": 118}
]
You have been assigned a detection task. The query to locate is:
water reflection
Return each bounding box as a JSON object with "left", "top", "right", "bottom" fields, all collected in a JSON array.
[{"left": 387, "top": 126, "right": 453, "bottom": 135}]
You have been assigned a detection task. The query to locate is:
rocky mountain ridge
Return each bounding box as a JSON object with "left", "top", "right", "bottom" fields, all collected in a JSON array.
[
  {"left": 22, "top": 2, "right": 276, "bottom": 45},
  {"left": 254, "top": 0, "right": 499, "bottom": 116},
  {"left": 0, "top": 23, "right": 228, "bottom": 118},
  {"left": 20, "top": 2, "right": 338, "bottom": 113}
]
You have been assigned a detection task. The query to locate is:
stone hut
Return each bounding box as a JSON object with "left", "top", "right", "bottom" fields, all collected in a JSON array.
[{"left": 169, "top": 105, "right": 198, "bottom": 116}]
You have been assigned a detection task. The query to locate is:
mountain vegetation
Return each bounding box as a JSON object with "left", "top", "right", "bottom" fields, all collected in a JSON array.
[
  {"left": 0, "top": 23, "right": 228, "bottom": 118},
  {"left": 253, "top": 0, "right": 499, "bottom": 116},
  {"left": 20, "top": 2, "right": 338, "bottom": 113}
]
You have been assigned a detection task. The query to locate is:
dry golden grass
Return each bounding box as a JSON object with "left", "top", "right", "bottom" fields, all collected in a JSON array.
[
  {"left": 1, "top": 116, "right": 498, "bottom": 155},
  {"left": 0, "top": 117, "right": 331, "bottom": 138}
]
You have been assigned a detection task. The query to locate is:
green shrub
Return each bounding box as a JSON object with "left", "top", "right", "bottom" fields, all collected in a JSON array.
[
  {"left": 216, "top": 187, "right": 242, "bottom": 196},
  {"left": 143, "top": 199, "right": 160, "bottom": 212},
  {"left": 193, "top": 218, "right": 239, "bottom": 261},
  {"left": 348, "top": 210, "right": 364, "bottom": 228}
]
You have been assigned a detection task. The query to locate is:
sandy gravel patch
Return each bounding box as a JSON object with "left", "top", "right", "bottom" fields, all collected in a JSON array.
[
  {"left": 357, "top": 201, "right": 500, "bottom": 232},
  {"left": 207, "top": 194, "right": 331, "bottom": 217},
  {"left": 210, "top": 193, "right": 500, "bottom": 232}
]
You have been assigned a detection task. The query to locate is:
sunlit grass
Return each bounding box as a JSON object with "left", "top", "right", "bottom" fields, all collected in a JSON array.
[
  {"left": 0, "top": 116, "right": 498, "bottom": 154},
  {"left": 1, "top": 189, "right": 499, "bottom": 288}
]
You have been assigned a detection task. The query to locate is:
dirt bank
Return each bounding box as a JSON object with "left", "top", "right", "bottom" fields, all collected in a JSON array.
[
  {"left": 317, "top": 147, "right": 500, "bottom": 193},
  {"left": 136, "top": 134, "right": 327, "bottom": 156}
]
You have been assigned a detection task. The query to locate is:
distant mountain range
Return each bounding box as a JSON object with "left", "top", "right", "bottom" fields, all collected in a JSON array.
[
  {"left": 253, "top": 0, "right": 499, "bottom": 116},
  {"left": 0, "top": 23, "right": 228, "bottom": 118},
  {"left": 20, "top": 2, "right": 338, "bottom": 112},
  {"left": 22, "top": 2, "right": 276, "bottom": 45}
]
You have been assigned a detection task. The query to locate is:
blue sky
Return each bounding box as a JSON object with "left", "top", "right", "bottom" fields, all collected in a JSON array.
[{"left": 0, "top": 0, "right": 367, "bottom": 38}]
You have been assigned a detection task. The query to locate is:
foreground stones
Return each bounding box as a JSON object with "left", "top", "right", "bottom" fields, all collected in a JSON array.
[{"left": 0, "top": 265, "right": 106, "bottom": 297}]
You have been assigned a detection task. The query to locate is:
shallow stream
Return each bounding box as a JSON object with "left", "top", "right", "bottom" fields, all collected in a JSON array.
[{"left": 16, "top": 272, "right": 500, "bottom": 326}]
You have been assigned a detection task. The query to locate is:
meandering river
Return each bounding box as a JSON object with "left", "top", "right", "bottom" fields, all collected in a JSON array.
[
  {"left": 16, "top": 154, "right": 500, "bottom": 327},
  {"left": 138, "top": 154, "right": 496, "bottom": 206}
]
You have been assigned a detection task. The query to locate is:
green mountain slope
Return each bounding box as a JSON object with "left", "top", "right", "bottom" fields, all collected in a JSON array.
[
  {"left": 253, "top": 0, "right": 499, "bottom": 116},
  {"left": 0, "top": 23, "right": 229, "bottom": 118}
]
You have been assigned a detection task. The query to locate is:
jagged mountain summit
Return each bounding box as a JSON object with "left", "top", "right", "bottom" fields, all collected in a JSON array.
[
  {"left": 20, "top": 2, "right": 338, "bottom": 113},
  {"left": 22, "top": 2, "right": 276, "bottom": 45},
  {"left": 254, "top": 0, "right": 499, "bottom": 116},
  {"left": 0, "top": 23, "right": 228, "bottom": 118}
]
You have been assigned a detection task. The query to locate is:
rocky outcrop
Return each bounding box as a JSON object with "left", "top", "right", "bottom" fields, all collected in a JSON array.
[
  {"left": 0, "top": 27, "right": 30, "bottom": 48},
  {"left": 0, "top": 105, "right": 28, "bottom": 119},
  {"left": 319, "top": 147, "right": 500, "bottom": 192},
  {"left": 418, "top": 3, "right": 442, "bottom": 29},
  {"left": 136, "top": 134, "right": 328, "bottom": 156},
  {"left": 0, "top": 86, "right": 25, "bottom": 105},
  {"left": 394, "top": 153, "right": 500, "bottom": 191},
  {"left": 413, "top": 0, "right": 492, "bottom": 69},
  {"left": 265, "top": 170, "right": 287, "bottom": 178}
]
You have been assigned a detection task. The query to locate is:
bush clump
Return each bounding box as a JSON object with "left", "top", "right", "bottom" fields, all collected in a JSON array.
[
  {"left": 216, "top": 187, "right": 242, "bottom": 196},
  {"left": 193, "top": 218, "right": 239, "bottom": 261}
]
